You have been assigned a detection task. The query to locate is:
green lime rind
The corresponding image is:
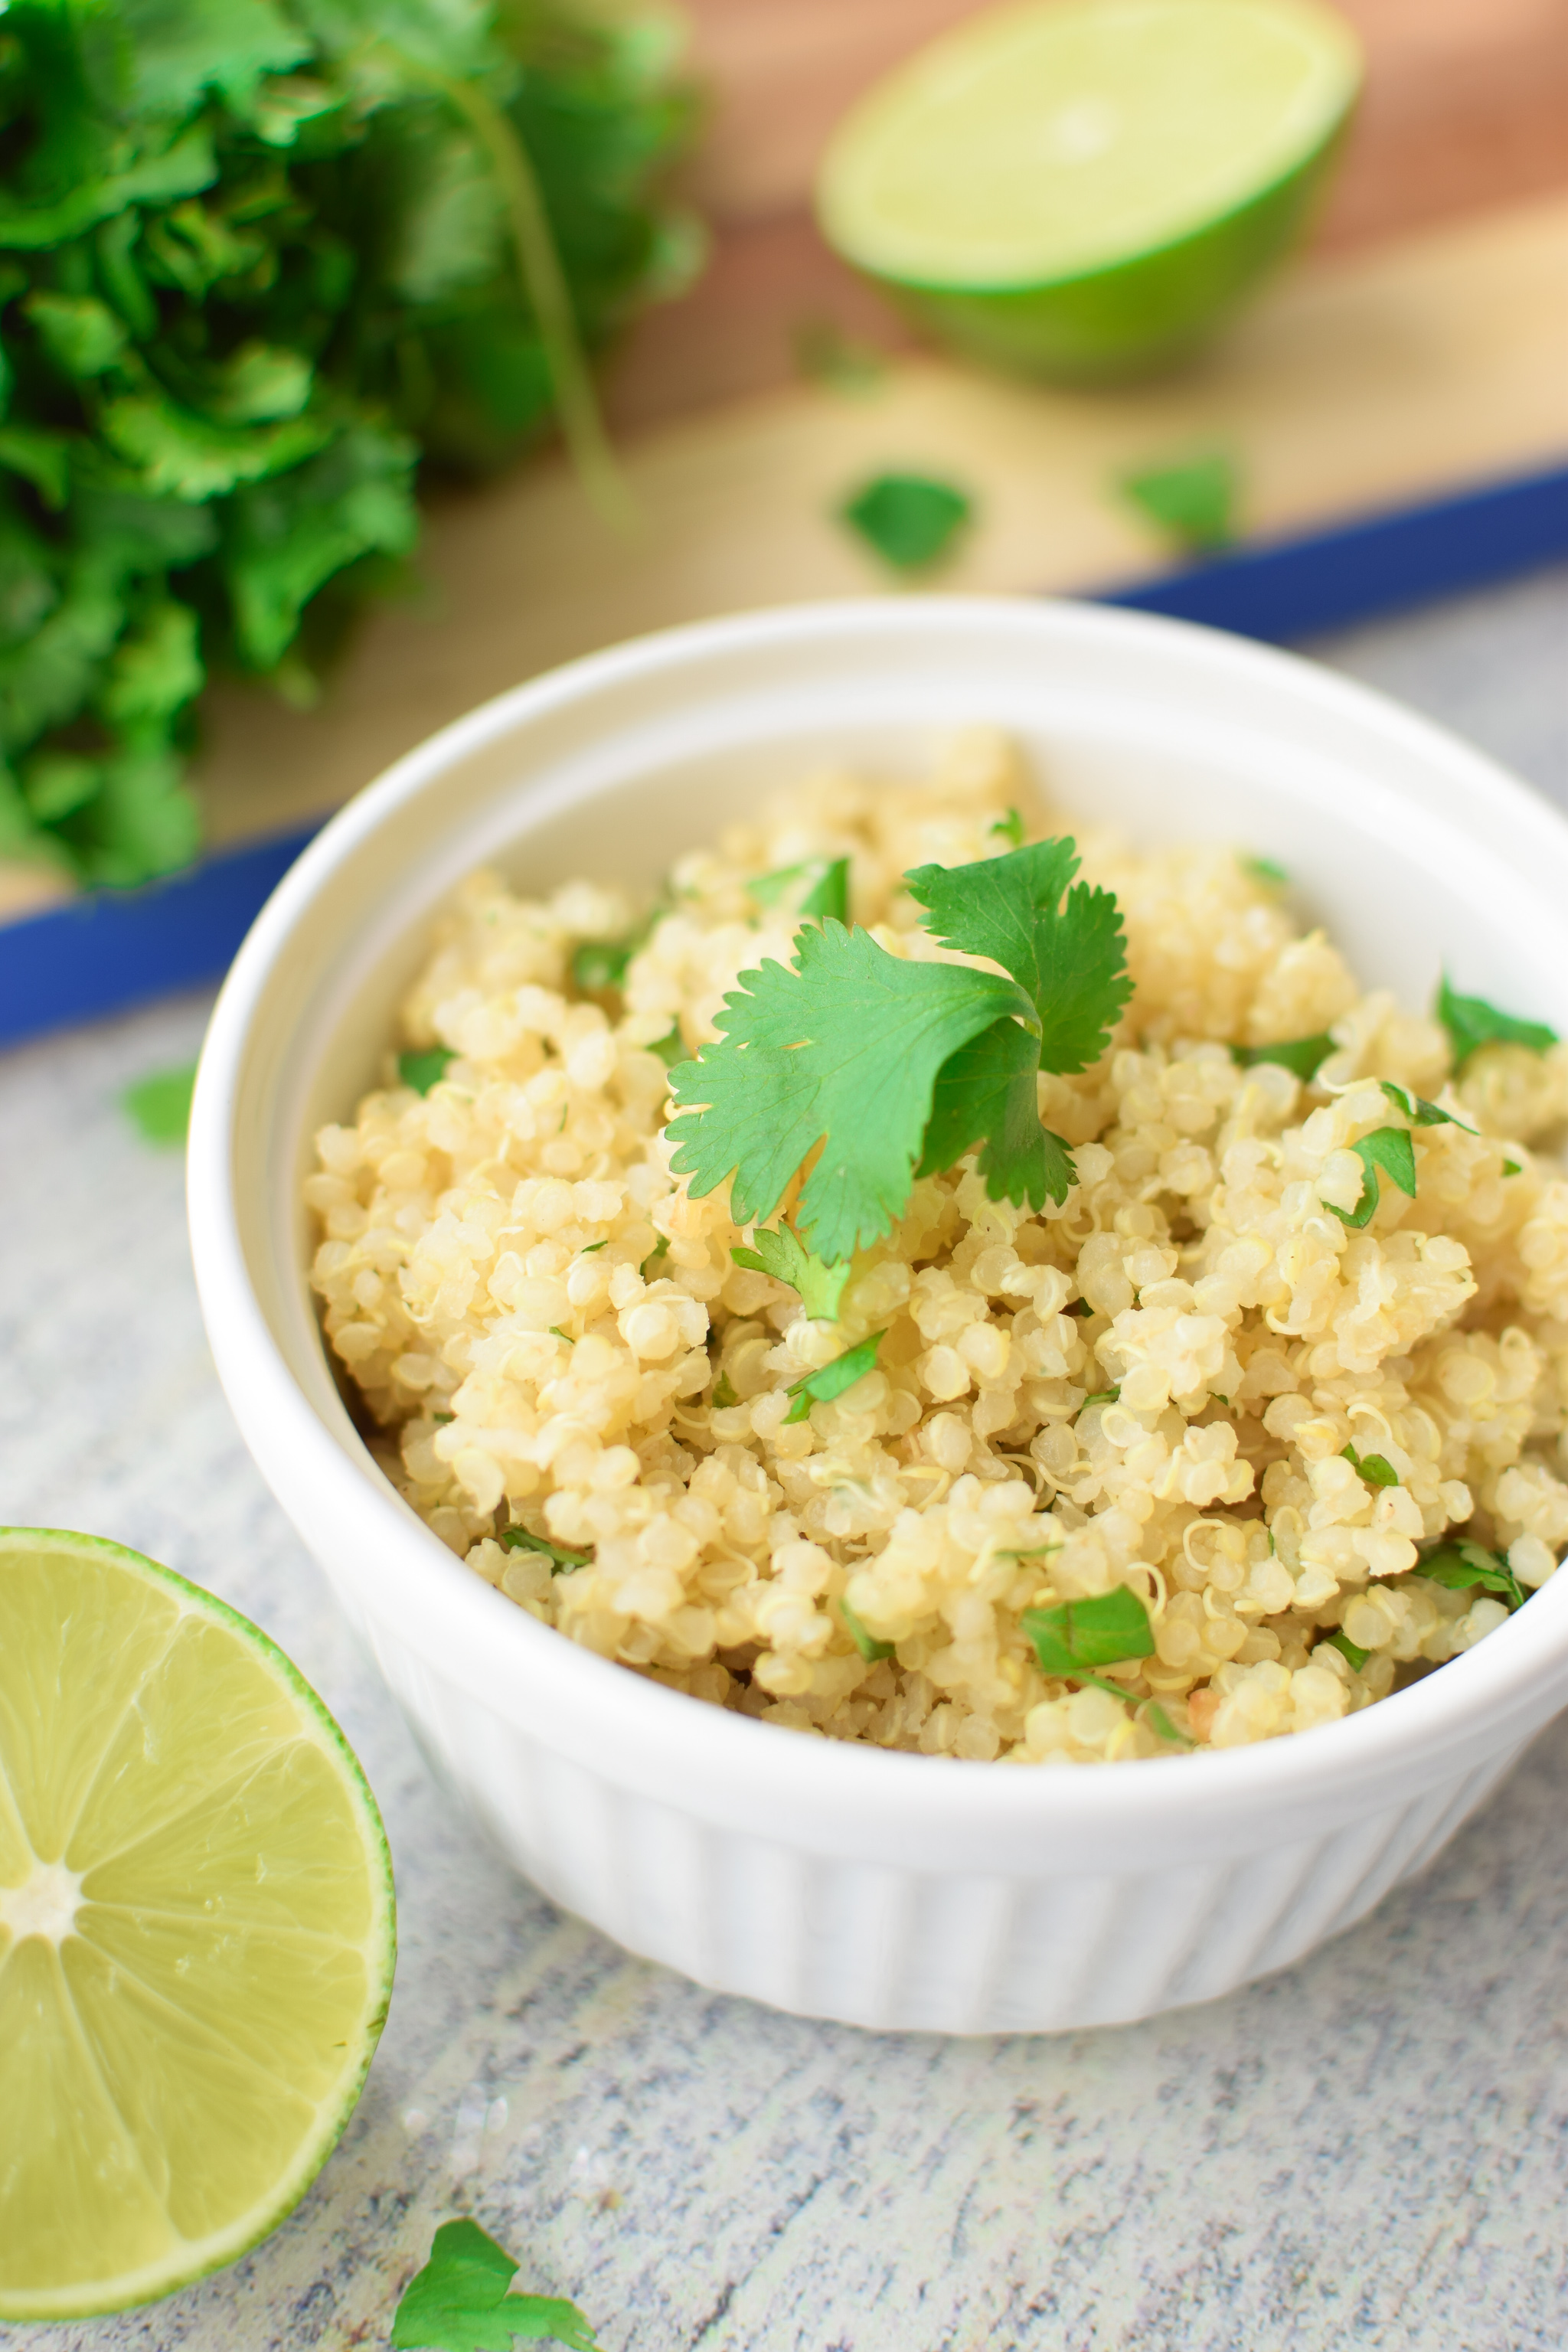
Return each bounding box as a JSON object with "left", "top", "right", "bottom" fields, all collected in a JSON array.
[{"left": 0, "top": 1528, "right": 396, "bottom": 2324}]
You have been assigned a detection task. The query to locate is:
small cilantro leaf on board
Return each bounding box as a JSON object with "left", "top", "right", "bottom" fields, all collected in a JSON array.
[
  {"left": 1418, "top": 1540, "right": 1526, "bottom": 1612},
  {"left": 1380, "top": 1080, "right": 1475, "bottom": 1132},
  {"left": 1118, "top": 448, "right": 1239, "bottom": 553},
  {"left": 730, "top": 1220, "right": 851, "bottom": 1320},
  {"left": 783, "top": 1331, "right": 886, "bottom": 1423},
  {"left": 1021, "top": 1586, "right": 1155, "bottom": 1700},
  {"left": 906, "top": 838, "right": 1132, "bottom": 1075},
  {"left": 1436, "top": 976, "right": 1558, "bottom": 1071},
  {"left": 1327, "top": 1628, "right": 1370, "bottom": 1672},
  {"left": 750, "top": 857, "right": 851, "bottom": 925},
  {"left": 390, "top": 2219, "right": 602, "bottom": 2351},
  {"left": 500, "top": 1526, "right": 592, "bottom": 1576},
  {"left": 665, "top": 920, "right": 1030, "bottom": 1264},
  {"left": 839, "top": 472, "right": 973, "bottom": 571},
  {"left": 121, "top": 1060, "right": 198, "bottom": 1145},
  {"left": 1343, "top": 1442, "right": 1398, "bottom": 1488},
  {"left": 400, "top": 1047, "right": 458, "bottom": 1096},
  {"left": 1325, "top": 1126, "right": 1418, "bottom": 1229},
  {"left": 1232, "top": 1034, "right": 1334, "bottom": 1082},
  {"left": 916, "top": 1015, "right": 1076, "bottom": 1210},
  {"left": 840, "top": 1596, "right": 894, "bottom": 1661}
]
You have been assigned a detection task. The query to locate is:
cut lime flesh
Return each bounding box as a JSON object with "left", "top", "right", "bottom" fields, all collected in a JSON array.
[
  {"left": 818, "top": 0, "right": 1361, "bottom": 381},
  {"left": 0, "top": 1530, "right": 396, "bottom": 2322}
]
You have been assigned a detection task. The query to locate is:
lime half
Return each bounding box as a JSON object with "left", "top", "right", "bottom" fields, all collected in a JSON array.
[
  {"left": 0, "top": 1530, "right": 396, "bottom": 2321},
  {"left": 817, "top": 0, "right": 1361, "bottom": 381}
]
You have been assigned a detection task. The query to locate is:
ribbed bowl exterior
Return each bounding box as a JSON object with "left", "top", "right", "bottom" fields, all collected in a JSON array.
[
  {"left": 347, "top": 1581, "right": 1519, "bottom": 2033},
  {"left": 190, "top": 599, "right": 1568, "bottom": 2039}
]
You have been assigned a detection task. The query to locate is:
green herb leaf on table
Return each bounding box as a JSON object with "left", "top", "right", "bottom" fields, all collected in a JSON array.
[
  {"left": 783, "top": 1331, "right": 886, "bottom": 1423},
  {"left": 121, "top": 1060, "right": 198, "bottom": 1145},
  {"left": 1379, "top": 1080, "right": 1475, "bottom": 1132},
  {"left": 1436, "top": 976, "right": 1557, "bottom": 1071},
  {"left": 1343, "top": 1442, "right": 1398, "bottom": 1488},
  {"left": 400, "top": 1047, "right": 458, "bottom": 1096},
  {"left": 839, "top": 472, "right": 973, "bottom": 571},
  {"left": 840, "top": 1596, "right": 894, "bottom": 1662},
  {"left": 1118, "top": 448, "right": 1239, "bottom": 553},
  {"left": 500, "top": 1526, "right": 592, "bottom": 1576},
  {"left": 750, "top": 856, "right": 850, "bottom": 925},
  {"left": 1327, "top": 1628, "right": 1370, "bottom": 1672},
  {"left": 1021, "top": 1586, "right": 1155, "bottom": 1701},
  {"left": 1324, "top": 1126, "right": 1418, "bottom": 1229},
  {"left": 730, "top": 1220, "right": 851, "bottom": 1320},
  {"left": 1233, "top": 1034, "right": 1334, "bottom": 1082},
  {"left": 390, "top": 2218, "right": 602, "bottom": 2352},
  {"left": 1418, "top": 1540, "right": 1526, "bottom": 1612}
]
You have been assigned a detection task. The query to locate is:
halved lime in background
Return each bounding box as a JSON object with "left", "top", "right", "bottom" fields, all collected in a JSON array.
[
  {"left": 816, "top": 0, "right": 1362, "bottom": 382},
  {"left": 0, "top": 1530, "right": 396, "bottom": 2321}
]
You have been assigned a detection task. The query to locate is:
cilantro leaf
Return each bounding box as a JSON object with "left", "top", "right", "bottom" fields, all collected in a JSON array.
[
  {"left": 1343, "top": 1442, "right": 1398, "bottom": 1488},
  {"left": 916, "top": 1014, "right": 1076, "bottom": 1210},
  {"left": 400, "top": 1047, "right": 457, "bottom": 1096},
  {"left": 1436, "top": 975, "right": 1557, "bottom": 1071},
  {"left": 730, "top": 1220, "right": 851, "bottom": 1320},
  {"left": 1145, "top": 1700, "right": 1194, "bottom": 1747},
  {"left": 1119, "top": 448, "right": 1239, "bottom": 552},
  {"left": 712, "top": 1370, "right": 739, "bottom": 1409},
  {"left": 1380, "top": 1080, "right": 1475, "bottom": 1132},
  {"left": 840, "top": 1596, "right": 894, "bottom": 1662},
  {"left": 1418, "top": 1540, "right": 1525, "bottom": 1612},
  {"left": 783, "top": 1331, "right": 886, "bottom": 1423},
  {"left": 499, "top": 1526, "right": 592, "bottom": 1576},
  {"left": 840, "top": 472, "right": 972, "bottom": 570},
  {"left": 390, "top": 2220, "right": 602, "bottom": 2352},
  {"left": 121, "top": 1060, "right": 198, "bottom": 1146},
  {"left": 990, "top": 808, "right": 1024, "bottom": 848},
  {"left": 1327, "top": 1628, "right": 1370, "bottom": 1671},
  {"left": 665, "top": 920, "right": 1031, "bottom": 1265},
  {"left": 1325, "top": 1126, "right": 1417, "bottom": 1228},
  {"left": 1233, "top": 1034, "right": 1334, "bottom": 1082},
  {"left": 1021, "top": 1586, "right": 1155, "bottom": 1699},
  {"left": 906, "top": 838, "right": 1131, "bottom": 1073},
  {"left": 750, "top": 856, "right": 849, "bottom": 924}
]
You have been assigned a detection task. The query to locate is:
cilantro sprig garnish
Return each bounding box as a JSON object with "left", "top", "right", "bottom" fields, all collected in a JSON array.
[
  {"left": 731, "top": 1220, "right": 850, "bottom": 1321},
  {"left": 1021, "top": 1586, "right": 1155, "bottom": 1700},
  {"left": 391, "top": 2219, "right": 601, "bottom": 2351},
  {"left": 1418, "top": 1539, "right": 1526, "bottom": 1612},
  {"left": 500, "top": 1526, "right": 591, "bottom": 1576},
  {"left": 1233, "top": 1034, "right": 1334, "bottom": 1083},
  {"left": 1325, "top": 1126, "right": 1416, "bottom": 1229},
  {"left": 400, "top": 1047, "right": 458, "bottom": 1097},
  {"left": 1436, "top": 976, "right": 1557, "bottom": 1071},
  {"left": 1342, "top": 1442, "right": 1398, "bottom": 1488},
  {"left": 666, "top": 838, "right": 1129, "bottom": 1266},
  {"left": 1379, "top": 1081, "right": 1475, "bottom": 1132},
  {"left": 783, "top": 1331, "right": 885, "bottom": 1422}
]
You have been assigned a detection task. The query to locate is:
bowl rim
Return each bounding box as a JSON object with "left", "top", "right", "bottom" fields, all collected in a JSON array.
[{"left": 188, "top": 592, "right": 1568, "bottom": 1844}]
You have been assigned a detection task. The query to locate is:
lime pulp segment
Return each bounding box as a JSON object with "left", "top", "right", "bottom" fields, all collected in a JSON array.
[
  {"left": 818, "top": 0, "right": 1362, "bottom": 289},
  {"left": 0, "top": 1530, "right": 396, "bottom": 2322}
]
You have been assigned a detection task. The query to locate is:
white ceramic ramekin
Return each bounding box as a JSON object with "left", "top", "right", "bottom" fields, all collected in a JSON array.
[{"left": 189, "top": 598, "right": 1568, "bottom": 2034}]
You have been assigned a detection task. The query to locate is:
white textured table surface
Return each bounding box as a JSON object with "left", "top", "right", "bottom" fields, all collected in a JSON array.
[{"left": 5, "top": 570, "right": 1568, "bottom": 2352}]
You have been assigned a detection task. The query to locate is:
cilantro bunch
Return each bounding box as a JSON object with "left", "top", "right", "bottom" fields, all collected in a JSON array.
[
  {"left": 0, "top": 0, "right": 694, "bottom": 884},
  {"left": 667, "top": 837, "right": 1132, "bottom": 1266}
]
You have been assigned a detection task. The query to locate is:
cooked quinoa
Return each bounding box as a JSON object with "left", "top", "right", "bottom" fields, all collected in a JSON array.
[{"left": 306, "top": 731, "right": 1568, "bottom": 1763}]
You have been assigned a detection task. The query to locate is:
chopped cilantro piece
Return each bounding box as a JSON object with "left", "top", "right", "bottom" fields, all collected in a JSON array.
[
  {"left": 648, "top": 1024, "right": 687, "bottom": 1069},
  {"left": 1343, "top": 1442, "right": 1398, "bottom": 1488},
  {"left": 548, "top": 1325, "right": 574, "bottom": 1345},
  {"left": 1436, "top": 975, "right": 1557, "bottom": 1071},
  {"left": 571, "top": 939, "right": 635, "bottom": 994},
  {"left": 840, "top": 472, "right": 972, "bottom": 571},
  {"left": 390, "top": 2218, "right": 602, "bottom": 2351},
  {"left": 1504, "top": 1158, "right": 1523, "bottom": 1176},
  {"left": 1380, "top": 1080, "right": 1475, "bottom": 1132},
  {"left": 1327, "top": 1628, "right": 1370, "bottom": 1671},
  {"left": 432, "top": 1411, "right": 456, "bottom": 1425},
  {"left": 840, "top": 1596, "right": 894, "bottom": 1662},
  {"left": 1119, "top": 448, "right": 1239, "bottom": 552},
  {"left": 1325, "top": 1126, "right": 1417, "bottom": 1229},
  {"left": 1021, "top": 1586, "right": 1155, "bottom": 1700},
  {"left": 990, "top": 808, "right": 1025, "bottom": 848},
  {"left": 642, "top": 1234, "right": 670, "bottom": 1275},
  {"left": 783, "top": 1331, "right": 886, "bottom": 1423},
  {"left": 400, "top": 1047, "right": 458, "bottom": 1096},
  {"left": 578, "top": 1240, "right": 607, "bottom": 1254},
  {"left": 668, "top": 838, "right": 1127, "bottom": 1264},
  {"left": 750, "top": 856, "right": 850, "bottom": 925},
  {"left": 1080, "top": 1387, "right": 1120, "bottom": 1409},
  {"left": 500, "top": 1526, "right": 592, "bottom": 1576},
  {"left": 121, "top": 1060, "right": 198, "bottom": 1145},
  {"left": 1241, "top": 855, "right": 1288, "bottom": 887},
  {"left": 730, "top": 1220, "right": 851, "bottom": 1320},
  {"left": 1233, "top": 1034, "right": 1334, "bottom": 1082},
  {"left": 1418, "top": 1540, "right": 1526, "bottom": 1612},
  {"left": 712, "top": 1371, "right": 739, "bottom": 1410}
]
